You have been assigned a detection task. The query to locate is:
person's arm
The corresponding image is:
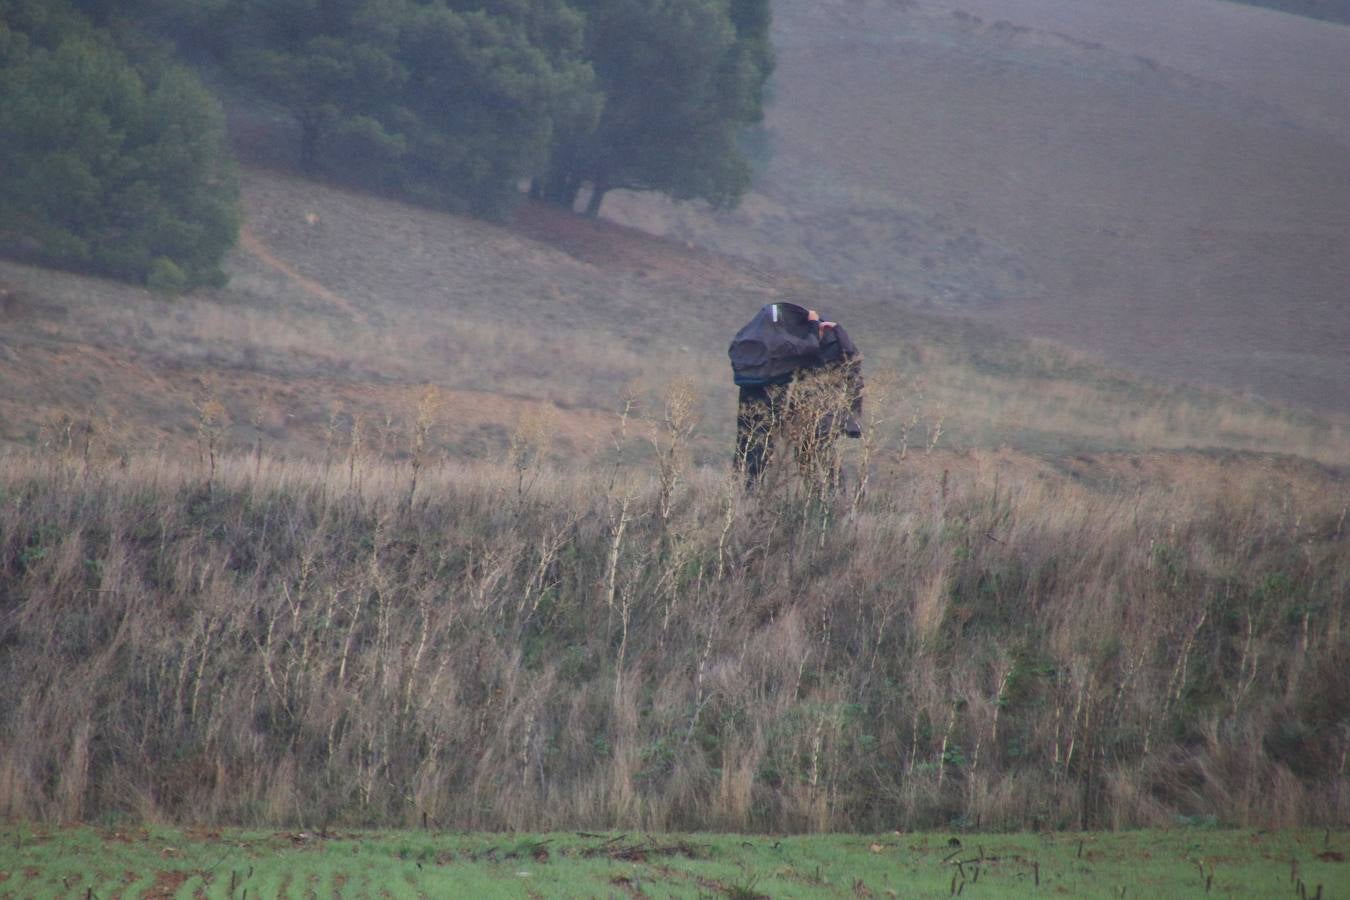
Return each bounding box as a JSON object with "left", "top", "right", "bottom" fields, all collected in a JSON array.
[{"left": 809, "top": 308, "right": 839, "bottom": 336}]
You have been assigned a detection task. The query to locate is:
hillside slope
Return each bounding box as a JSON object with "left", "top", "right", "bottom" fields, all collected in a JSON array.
[
  {"left": 600, "top": 0, "right": 1350, "bottom": 413},
  {"left": 2, "top": 167, "right": 1344, "bottom": 468}
]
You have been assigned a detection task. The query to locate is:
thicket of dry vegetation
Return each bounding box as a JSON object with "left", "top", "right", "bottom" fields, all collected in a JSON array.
[{"left": 2, "top": 393, "right": 1345, "bottom": 832}]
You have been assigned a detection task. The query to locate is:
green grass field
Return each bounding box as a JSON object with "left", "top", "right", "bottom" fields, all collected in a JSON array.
[{"left": 1, "top": 826, "right": 1344, "bottom": 898}]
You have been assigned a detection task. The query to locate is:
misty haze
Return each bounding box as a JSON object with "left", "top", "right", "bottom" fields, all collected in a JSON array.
[{"left": 1, "top": 0, "right": 1347, "bottom": 894}]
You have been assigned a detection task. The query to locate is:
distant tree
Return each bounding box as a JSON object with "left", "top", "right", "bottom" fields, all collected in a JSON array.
[
  {"left": 205, "top": 0, "right": 406, "bottom": 176},
  {"left": 0, "top": 0, "right": 240, "bottom": 288},
  {"left": 198, "top": 0, "right": 599, "bottom": 217},
  {"left": 536, "top": 0, "right": 774, "bottom": 217},
  {"left": 393, "top": 0, "right": 600, "bottom": 216}
]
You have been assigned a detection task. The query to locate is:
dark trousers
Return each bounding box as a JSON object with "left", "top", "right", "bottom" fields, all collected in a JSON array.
[
  {"left": 736, "top": 377, "right": 854, "bottom": 490},
  {"left": 735, "top": 384, "right": 787, "bottom": 485}
]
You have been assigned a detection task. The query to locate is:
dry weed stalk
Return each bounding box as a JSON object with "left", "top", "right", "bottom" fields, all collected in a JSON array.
[
  {"left": 849, "top": 368, "right": 899, "bottom": 515},
  {"left": 322, "top": 404, "right": 343, "bottom": 493},
  {"left": 518, "top": 511, "right": 579, "bottom": 630},
  {"left": 249, "top": 402, "right": 267, "bottom": 478},
  {"left": 714, "top": 472, "right": 739, "bottom": 580},
  {"left": 347, "top": 414, "right": 365, "bottom": 492},
  {"left": 407, "top": 385, "right": 440, "bottom": 506},
  {"left": 603, "top": 490, "right": 633, "bottom": 612},
  {"left": 507, "top": 407, "right": 552, "bottom": 502},
  {"left": 650, "top": 378, "right": 698, "bottom": 527},
  {"left": 193, "top": 386, "right": 228, "bottom": 492}
]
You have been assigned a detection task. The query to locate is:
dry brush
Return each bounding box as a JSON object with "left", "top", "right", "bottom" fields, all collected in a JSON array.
[{"left": 0, "top": 432, "right": 1346, "bottom": 832}]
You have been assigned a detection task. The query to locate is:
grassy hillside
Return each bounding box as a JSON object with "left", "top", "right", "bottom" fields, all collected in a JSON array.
[
  {"left": 1, "top": 155, "right": 1347, "bottom": 835},
  {"left": 2, "top": 167, "right": 1345, "bottom": 468}
]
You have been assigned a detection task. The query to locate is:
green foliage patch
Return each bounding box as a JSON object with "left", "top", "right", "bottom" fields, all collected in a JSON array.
[
  {"left": 128, "top": 0, "right": 771, "bottom": 218},
  {"left": 536, "top": 0, "right": 775, "bottom": 215},
  {"left": 1, "top": 826, "right": 1345, "bottom": 898},
  {"left": 0, "top": 0, "right": 239, "bottom": 289}
]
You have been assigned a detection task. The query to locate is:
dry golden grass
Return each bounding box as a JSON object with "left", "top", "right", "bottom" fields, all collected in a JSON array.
[{"left": 0, "top": 399, "right": 1344, "bottom": 831}]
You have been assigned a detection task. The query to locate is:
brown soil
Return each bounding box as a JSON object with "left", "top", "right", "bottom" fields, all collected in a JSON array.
[
  {"left": 143, "top": 870, "right": 191, "bottom": 898},
  {"left": 512, "top": 200, "right": 785, "bottom": 298}
]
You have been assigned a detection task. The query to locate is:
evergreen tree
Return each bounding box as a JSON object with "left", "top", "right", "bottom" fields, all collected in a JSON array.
[
  {"left": 538, "top": 0, "right": 774, "bottom": 216},
  {"left": 213, "top": 0, "right": 409, "bottom": 176},
  {"left": 202, "top": 0, "right": 598, "bottom": 217},
  {"left": 394, "top": 0, "right": 599, "bottom": 216},
  {"left": 55, "top": 0, "right": 773, "bottom": 224},
  {"left": 0, "top": 0, "right": 240, "bottom": 288}
]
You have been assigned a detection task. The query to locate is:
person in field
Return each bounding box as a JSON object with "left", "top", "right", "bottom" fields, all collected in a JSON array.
[{"left": 728, "top": 301, "right": 863, "bottom": 487}]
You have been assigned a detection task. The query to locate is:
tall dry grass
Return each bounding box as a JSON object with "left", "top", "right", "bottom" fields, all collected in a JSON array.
[{"left": 0, "top": 411, "right": 1346, "bottom": 832}]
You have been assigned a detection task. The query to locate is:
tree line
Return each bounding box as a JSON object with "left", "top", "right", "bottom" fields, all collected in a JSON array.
[{"left": 0, "top": 0, "right": 774, "bottom": 289}]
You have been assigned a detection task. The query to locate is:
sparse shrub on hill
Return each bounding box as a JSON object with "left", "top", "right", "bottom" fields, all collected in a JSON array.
[
  {"left": 0, "top": 0, "right": 240, "bottom": 289},
  {"left": 0, "top": 435, "right": 1345, "bottom": 831}
]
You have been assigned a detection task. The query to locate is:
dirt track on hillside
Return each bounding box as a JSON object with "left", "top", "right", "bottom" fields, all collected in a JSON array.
[{"left": 238, "top": 225, "right": 364, "bottom": 321}]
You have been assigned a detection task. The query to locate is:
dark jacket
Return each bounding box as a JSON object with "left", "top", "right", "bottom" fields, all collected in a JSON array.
[
  {"left": 729, "top": 302, "right": 864, "bottom": 435},
  {"left": 729, "top": 302, "right": 827, "bottom": 386}
]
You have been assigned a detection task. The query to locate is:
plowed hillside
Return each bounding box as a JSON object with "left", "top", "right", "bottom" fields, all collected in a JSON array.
[{"left": 599, "top": 0, "right": 1350, "bottom": 413}]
